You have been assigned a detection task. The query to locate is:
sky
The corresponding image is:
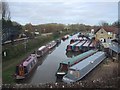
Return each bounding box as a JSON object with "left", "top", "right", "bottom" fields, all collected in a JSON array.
[{"left": 6, "top": 0, "right": 119, "bottom": 25}]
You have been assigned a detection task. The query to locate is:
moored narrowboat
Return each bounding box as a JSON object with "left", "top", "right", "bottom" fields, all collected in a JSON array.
[
  {"left": 62, "top": 35, "right": 70, "bottom": 41},
  {"left": 15, "top": 54, "right": 38, "bottom": 80},
  {"left": 62, "top": 51, "right": 106, "bottom": 83},
  {"left": 82, "top": 40, "right": 91, "bottom": 51},
  {"left": 56, "top": 39, "right": 61, "bottom": 44},
  {"left": 88, "top": 40, "right": 96, "bottom": 49},
  {"left": 72, "top": 40, "right": 87, "bottom": 52},
  {"left": 66, "top": 41, "right": 80, "bottom": 51},
  {"left": 56, "top": 49, "right": 98, "bottom": 77},
  {"left": 36, "top": 46, "right": 49, "bottom": 57},
  {"left": 47, "top": 40, "right": 57, "bottom": 49}
]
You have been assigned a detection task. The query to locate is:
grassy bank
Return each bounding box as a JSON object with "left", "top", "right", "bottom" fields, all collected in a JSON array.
[{"left": 2, "top": 31, "right": 73, "bottom": 84}]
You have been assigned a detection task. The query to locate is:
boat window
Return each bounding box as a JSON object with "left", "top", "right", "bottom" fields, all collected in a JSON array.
[
  {"left": 24, "top": 66, "right": 28, "bottom": 74},
  {"left": 68, "top": 70, "right": 80, "bottom": 78},
  {"left": 32, "top": 61, "right": 34, "bottom": 65},
  {"left": 28, "top": 63, "right": 32, "bottom": 70},
  {"left": 26, "top": 65, "right": 30, "bottom": 72},
  {"left": 31, "top": 61, "right": 33, "bottom": 67}
]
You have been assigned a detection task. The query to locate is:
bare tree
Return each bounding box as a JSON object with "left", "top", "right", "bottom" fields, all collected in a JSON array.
[
  {"left": 99, "top": 21, "right": 109, "bottom": 26},
  {"left": 2, "top": 1, "right": 11, "bottom": 20}
]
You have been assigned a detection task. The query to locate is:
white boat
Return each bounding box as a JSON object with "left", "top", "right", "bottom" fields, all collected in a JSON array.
[
  {"left": 47, "top": 40, "right": 57, "bottom": 49},
  {"left": 36, "top": 46, "right": 49, "bottom": 57}
]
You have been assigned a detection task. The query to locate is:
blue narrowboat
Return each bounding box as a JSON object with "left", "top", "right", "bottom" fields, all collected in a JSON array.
[
  {"left": 62, "top": 51, "right": 106, "bottom": 83},
  {"left": 56, "top": 50, "right": 98, "bottom": 77}
]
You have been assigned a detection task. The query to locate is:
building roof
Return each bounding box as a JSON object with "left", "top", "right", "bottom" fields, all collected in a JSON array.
[{"left": 94, "top": 26, "right": 118, "bottom": 34}]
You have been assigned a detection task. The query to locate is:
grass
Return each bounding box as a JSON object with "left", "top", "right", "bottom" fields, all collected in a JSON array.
[
  {"left": 2, "top": 65, "right": 15, "bottom": 83},
  {"left": 2, "top": 35, "right": 54, "bottom": 83}
]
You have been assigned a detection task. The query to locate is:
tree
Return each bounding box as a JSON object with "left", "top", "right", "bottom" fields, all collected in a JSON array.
[
  {"left": 99, "top": 21, "right": 109, "bottom": 26},
  {"left": 112, "top": 21, "right": 120, "bottom": 27},
  {"left": 2, "top": 1, "right": 11, "bottom": 20}
]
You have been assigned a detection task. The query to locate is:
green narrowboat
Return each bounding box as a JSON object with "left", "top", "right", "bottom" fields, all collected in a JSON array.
[{"left": 56, "top": 49, "right": 98, "bottom": 77}]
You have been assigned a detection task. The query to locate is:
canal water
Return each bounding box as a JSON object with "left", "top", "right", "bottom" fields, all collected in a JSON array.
[{"left": 26, "top": 33, "right": 81, "bottom": 84}]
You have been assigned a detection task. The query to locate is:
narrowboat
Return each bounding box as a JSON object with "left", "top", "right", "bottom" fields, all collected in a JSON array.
[
  {"left": 56, "top": 39, "right": 61, "bottom": 44},
  {"left": 88, "top": 40, "right": 97, "bottom": 50},
  {"left": 56, "top": 49, "right": 98, "bottom": 77},
  {"left": 62, "top": 35, "right": 70, "bottom": 41},
  {"left": 82, "top": 40, "right": 91, "bottom": 51},
  {"left": 72, "top": 40, "right": 87, "bottom": 52},
  {"left": 70, "top": 37, "right": 83, "bottom": 44},
  {"left": 47, "top": 40, "right": 57, "bottom": 49},
  {"left": 15, "top": 54, "right": 38, "bottom": 80},
  {"left": 66, "top": 41, "right": 80, "bottom": 51},
  {"left": 62, "top": 51, "right": 106, "bottom": 83},
  {"left": 36, "top": 45, "right": 49, "bottom": 57},
  {"left": 70, "top": 39, "right": 78, "bottom": 44}
]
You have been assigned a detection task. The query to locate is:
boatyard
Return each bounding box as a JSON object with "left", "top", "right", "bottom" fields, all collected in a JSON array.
[
  {"left": 1, "top": 1, "right": 119, "bottom": 89},
  {"left": 2, "top": 33, "right": 119, "bottom": 85}
]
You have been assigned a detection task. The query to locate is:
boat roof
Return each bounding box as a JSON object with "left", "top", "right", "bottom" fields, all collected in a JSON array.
[
  {"left": 70, "top": 41, "right": 80, "bottom": 46},
  {"left": 23, "top": 54, "right": 37, "bottom": 66},
  {"left": 38, "top": 46, "right": 46, "bottom": 51},
  {"left": 52, "top": 40, "right": 55, "bottom": 42},
  {"left": 89, "top": 41, "right": 95, "bottom": 47},
  {"left": 76, "top": 40, "right": 86, "bottom": 46},
  {"left": 61, "top": 49, "right": 98, "bottom": 65},
  {"left": 83, "top": 40, "right": 91, "bottom": 46},
  {"left": 69, "top": 51, "right": 105, "bottom": 71}
]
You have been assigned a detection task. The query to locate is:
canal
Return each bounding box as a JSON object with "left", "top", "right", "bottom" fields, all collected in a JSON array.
[{"left": 25, "top": 33, "right": 81, "bottom": 84}]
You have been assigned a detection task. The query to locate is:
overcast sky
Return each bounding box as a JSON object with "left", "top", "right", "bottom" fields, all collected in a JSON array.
[{"left": 7, "top": 0, "right": 118, "bottom": 25}]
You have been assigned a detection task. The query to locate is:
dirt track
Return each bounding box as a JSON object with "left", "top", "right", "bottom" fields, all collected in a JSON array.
[{"left": 82, "top": 58, "right": 118, "bottom": 81}]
